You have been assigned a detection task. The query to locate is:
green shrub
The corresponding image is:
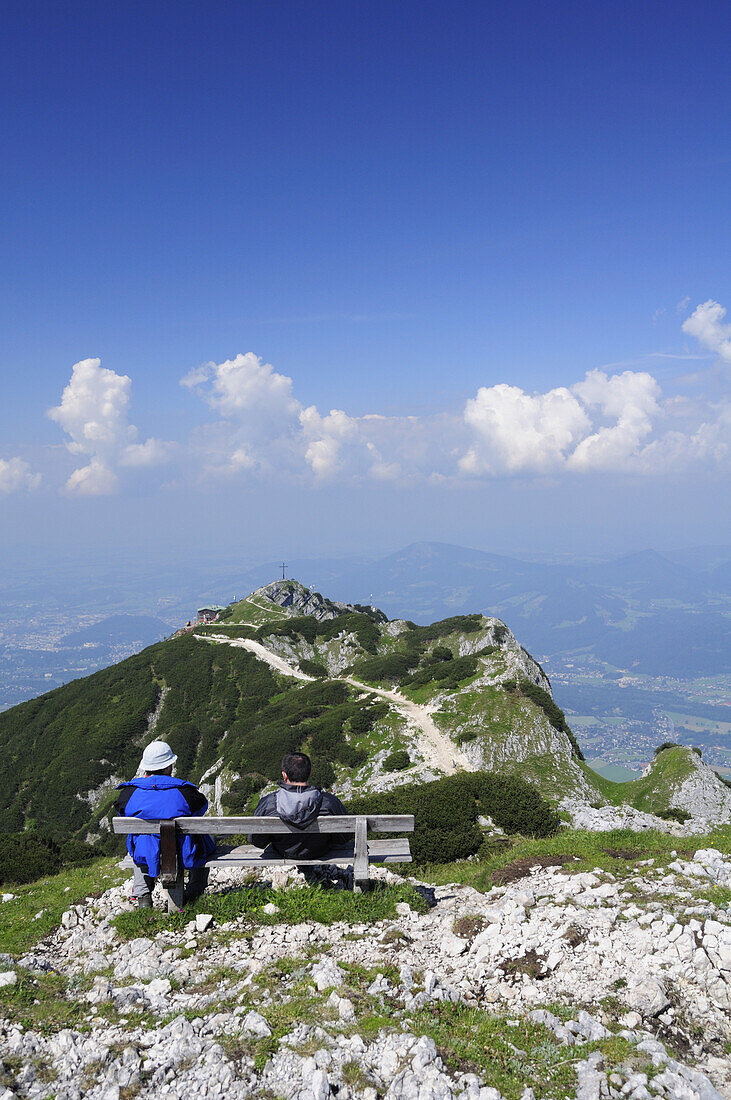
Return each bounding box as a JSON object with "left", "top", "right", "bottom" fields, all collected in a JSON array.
[
  {"left": 493, "top": 623, "right": 508, "bottom": 644},
  {"left": 349, "top": 702, "right": 388, "bottom": 736},
  {"left": 59, "top": 839, "right": 98, "bottom": 865},
  {"left": 384, "top": 750, "right": 411, "bottom": 772},
  {"left": 350, "top": 653, "right": 418, "bottom": 684},
  {"left": 414, "top": 826, "right": 483, "bottom": 863},
  {"left": 351, "top": 604, "right": 388, "bottom": 624},
  {"left": 406, "top": 615, "right": 484, "bottom": 644},
  {"left": 310, "top": 758, "right": 336, "bottom": 789},
  {"left": 654, "top": 741, "right": 680, "bottom": 756},
  {"left": 258, "top": 616, "right": 317, "bottom": 644},
  {"left": 472, "top": 773, "right": 561, "bottom": 837},
  {"left": 657, "top": 808, "right": 691, "bottom": 824},
  {"left": 348, "top": 770, "right": 558, "bottom": 863},
  {"left": 0, "top": 834, "right": 63, "bottom": 885},
  {"left": 301, "top": 681, "right": 350, "bottom": 707},
  {"left": 337, "top": 744, "right": 368, "bottom": 769},
  {"left": 405, "top": 655, "right": 479, "bottom": 690},
  {"left": 298, "top": 659, "right": 328, "bottom": 678},
  {"left": 223, "top": 774, "right": 268, "bottom": 814},
  {"left": 428, "top": 646, "right": 453, "bottom": 663}
]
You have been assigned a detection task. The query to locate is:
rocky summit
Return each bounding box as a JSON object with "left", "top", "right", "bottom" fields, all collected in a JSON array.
[{"left": 2, "top": 842, "right": 731, "bottom": 1100}]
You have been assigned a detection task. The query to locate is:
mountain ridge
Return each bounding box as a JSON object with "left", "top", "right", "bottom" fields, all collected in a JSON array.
[{"left": 0, "top": 579, "right": 728, "bottom": 849}]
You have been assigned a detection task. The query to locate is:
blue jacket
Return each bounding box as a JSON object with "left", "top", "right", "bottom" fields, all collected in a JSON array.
[{"left": 114, "top": 776, "right": 215, "bottom": 878}]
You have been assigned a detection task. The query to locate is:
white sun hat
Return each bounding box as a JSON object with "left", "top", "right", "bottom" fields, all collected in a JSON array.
[{"left": 139, "top": 741, "right": 177, "bottom": 773}]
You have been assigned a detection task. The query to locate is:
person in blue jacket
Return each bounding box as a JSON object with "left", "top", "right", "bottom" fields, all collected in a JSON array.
[{"left": 114, "top": 740, "right": 215, "bottom": 908}]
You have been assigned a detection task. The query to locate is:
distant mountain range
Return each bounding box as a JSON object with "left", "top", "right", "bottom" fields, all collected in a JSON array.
[
  {"left": 0, "top": 542, "right": 728, "bottom": 713},
  {"left": 211, "top": 543, "right": 730, "bottom": 677}
]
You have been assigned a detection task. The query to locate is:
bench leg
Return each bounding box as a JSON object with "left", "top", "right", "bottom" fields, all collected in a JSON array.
[
  {"left": 353, "top": 816, "right": 370, "bottom": 893},
  {"left": 163, "top": 870, "right": 184, "bottom": 913},
  {"left": 159, "top": 820, "right": 184, "bottom": 912}
]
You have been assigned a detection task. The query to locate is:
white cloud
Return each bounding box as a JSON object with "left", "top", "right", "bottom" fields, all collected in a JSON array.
[
  {"left": 48, "top": 358, "right": 170, "bottom": 493},
  {"left": 460, "top": 383, "right": 590, "bottom": 475},
  {"left": 181, "top": 342, "right": 728, "bottom": 486},
  {"left": 567, "top": 369, "right": 660, "bottom": 471},
  {"left": 183, "top": 354, "right": 430, "bottom": 482},
  {"left": 66, "top": 460, "right": 118, "bottom": 495},
  {"left": 459, "top": 367, "right": 726, "bottom": 477},
  {"left": 119, "top": 438, "right": 172, "bottom": 467},
  {"left": 182, "top": 353, "right": 304, "bottom": 475},
  {"left": 366, "top": 441, "right": 402, "bottom": 480},
  {"left": 181, "top": 353, "right": 300, "bottom": 422},
  {"left": 682, "top": 300, "right": 731, "bottom": 363},
  {"left": 0, "top": 457, "right": 41, "bottom": 494},
  {"left": 48, "top": 358, "right": 134, "bottom": 456},
  {"left": 300, "top": 407, "right": 357, "bottom": 478}
]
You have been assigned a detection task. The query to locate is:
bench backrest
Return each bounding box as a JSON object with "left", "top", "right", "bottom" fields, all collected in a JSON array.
[{"left": 112, "top": 814, "right": 414, "bottom": 836}]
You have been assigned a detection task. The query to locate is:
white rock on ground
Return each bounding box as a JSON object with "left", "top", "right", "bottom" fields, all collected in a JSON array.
[{"left": 1, "top": 851, "right": 730, "bottom": 1099}]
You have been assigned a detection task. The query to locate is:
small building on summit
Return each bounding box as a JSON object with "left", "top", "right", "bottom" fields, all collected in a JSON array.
[{"left": 197, "top": 605, "right": 226, "bottom": 623}]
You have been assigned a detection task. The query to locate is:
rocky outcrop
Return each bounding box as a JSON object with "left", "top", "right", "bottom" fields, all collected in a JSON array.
[
  {"left": 669, "top": 760, "right": 731, "bottom": 823},
  {"left": 638, "top": 747, "right": 731, "bottom": 828},
  {"left": 253, "top": 581, "right": 362, "bottom": 622}
]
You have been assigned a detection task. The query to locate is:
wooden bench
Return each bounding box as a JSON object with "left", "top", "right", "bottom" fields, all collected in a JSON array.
[{"left": 113, "top": 814, "right": 414, "bottom": 911}]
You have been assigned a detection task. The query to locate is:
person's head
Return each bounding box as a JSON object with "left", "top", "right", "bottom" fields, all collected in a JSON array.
[
  {"left": 281, "top": 752, "right": 311, "bottom": 785},
  {"left": 139, "top": 740, "right": 177, "bottom": 778}
]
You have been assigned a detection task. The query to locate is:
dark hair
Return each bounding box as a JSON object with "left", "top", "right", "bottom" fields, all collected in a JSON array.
[{"left": 282, "top": 752, "right": 311, "bottom": 782}]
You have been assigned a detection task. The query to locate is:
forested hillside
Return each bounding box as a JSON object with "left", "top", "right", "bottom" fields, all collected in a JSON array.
[{"left": 0, "top": 633, "right": 397, "bottom": 839}]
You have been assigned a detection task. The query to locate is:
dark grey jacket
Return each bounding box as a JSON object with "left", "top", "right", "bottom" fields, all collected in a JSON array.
[{"left": 248, "top": 782, "right": 349, "bottom": 859}]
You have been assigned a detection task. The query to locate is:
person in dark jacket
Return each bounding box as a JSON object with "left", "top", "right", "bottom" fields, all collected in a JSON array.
[
  {"left": 248, "top": 752, "right": 348, "bottom": 860},
  {"left": 114, "top": 740, "right": 215, "bottom": 908}
]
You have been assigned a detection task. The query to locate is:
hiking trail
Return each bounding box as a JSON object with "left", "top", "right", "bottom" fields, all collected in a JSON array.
[{"left": 203, "top": 635, "right": 472, "bottom": 774}]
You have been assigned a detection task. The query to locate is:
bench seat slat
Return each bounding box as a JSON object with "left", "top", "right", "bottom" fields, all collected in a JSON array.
[
  {"left": 208, "top": 838, "right": 412, "bottom": 865},
  {"left": 119, "top": 837, "right": 412, "bottom": 871},
  {"left": 112, "top": 814, "right": 414, "bottom": 836}
]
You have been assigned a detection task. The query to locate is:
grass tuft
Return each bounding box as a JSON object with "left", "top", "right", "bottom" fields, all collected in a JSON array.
[
  {"left": 411, "top": 1003, "right": 659, "bottom": 1100},
  {"left": 110, "top": 881, "right": 428, "bottom": 940}
]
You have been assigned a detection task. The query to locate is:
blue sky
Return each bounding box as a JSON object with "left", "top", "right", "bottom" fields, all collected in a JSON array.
[{"left": 1, "top": 0, "right": 729, "bottom": 570}]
